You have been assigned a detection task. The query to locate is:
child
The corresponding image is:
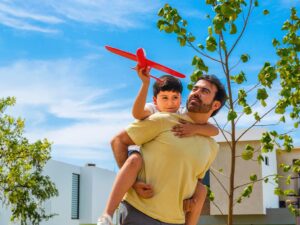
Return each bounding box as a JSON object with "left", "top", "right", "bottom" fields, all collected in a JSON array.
[{"left": 97, "top": 66, "right": 219, "bottom": 225}]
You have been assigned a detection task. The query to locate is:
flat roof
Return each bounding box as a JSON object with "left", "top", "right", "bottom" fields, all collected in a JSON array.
[{"left": 215, "top": 128, "right": 267, "bottom": 143}]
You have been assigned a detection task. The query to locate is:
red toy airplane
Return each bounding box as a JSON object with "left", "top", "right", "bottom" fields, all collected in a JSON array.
[{"left": 105, "top": 45, "right": 186, "bottom": 81}]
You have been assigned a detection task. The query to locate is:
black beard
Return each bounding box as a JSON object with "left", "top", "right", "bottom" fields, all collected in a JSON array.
[{"left": 186, "top": 95, "right": 213, "bottom": 113}]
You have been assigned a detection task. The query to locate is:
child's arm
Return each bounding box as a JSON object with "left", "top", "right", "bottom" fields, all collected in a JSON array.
[
  {"left": 132, "top": 66, "right": 152, "bottom": 120},
  {"left": 172, "top": 119, "right": 219, "bottom": 137}
]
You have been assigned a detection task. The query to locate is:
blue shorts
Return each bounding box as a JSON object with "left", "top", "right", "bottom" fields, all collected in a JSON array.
[
  {"left": 119, "top": 201, "right": 184, "bottom": 225},
  {"left": 128, "top": 145, "right": 141, "bottom": 157}
]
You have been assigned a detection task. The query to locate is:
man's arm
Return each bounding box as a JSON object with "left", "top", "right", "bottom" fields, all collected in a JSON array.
[
  {"left": 184, "top": 180, "right": 207, "bottom": 225},
  {"left": 110, "top": 130, "right": 135, "bottom": 168}
]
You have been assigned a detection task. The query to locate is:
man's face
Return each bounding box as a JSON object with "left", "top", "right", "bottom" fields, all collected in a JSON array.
[
  {"left": 153, "top": 91, "right": 181, "bottom": 113},
  {"left": 186, "top": 79, "right": 219, "bottom": 113}
]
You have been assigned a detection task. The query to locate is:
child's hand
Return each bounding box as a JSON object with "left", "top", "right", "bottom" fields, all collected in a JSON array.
[
  {"left": 136, "top": 65, "right": 150, "bottom": 84},
  {"left": 133, "top": 181, "right": 154, "bottom": 199},
  {"left": 172, "top": 119, "right": 199, "bottom": 138},
  {"left": 183, "top": 197, "right": 197, "bottom": 213}
]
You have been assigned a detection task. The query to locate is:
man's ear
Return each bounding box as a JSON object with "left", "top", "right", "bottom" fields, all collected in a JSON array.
[
  {"left": 153, "top": 96, "right": 157, "bottom": 105},
  {"left": 212, "top": 100, "right": 221, "bottom": 111}
]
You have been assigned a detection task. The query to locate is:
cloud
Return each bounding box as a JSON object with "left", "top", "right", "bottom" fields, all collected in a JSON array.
[
  {"left": 0, "top": 0, "right": 160, "bottom": 32},
  {"left": 0, "top": 1, "right": 62, "bottom": 33},
  {"left": 0, "top": 57, "right": 135, "bottom": 168}
]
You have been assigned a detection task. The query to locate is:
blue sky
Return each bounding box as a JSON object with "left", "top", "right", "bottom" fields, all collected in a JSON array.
[{"left": 0, "top": 0, "right": 299, "bottom": 171}]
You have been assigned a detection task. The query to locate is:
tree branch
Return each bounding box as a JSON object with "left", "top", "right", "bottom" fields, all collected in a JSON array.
[
  {"left": 228, "top": 0, "right": 254, "bottom": 57},
  {"left": 229, "top": 59, "right": 241, "bottom": 72},
  {"left": 213, "top": 117, "right": 232, "bottom": 149},
  {"left": 211, "top": 200, "right": 224, "bottom": 215},
  {"left": 235, "top": 100, "right": 258, "bottom": 126},
  {"left": 218, "top": 35, "right": 227, "bottom": 75},
  {"left": 210, "top": 167, "right": 229, "bottom": 178},
  {"left": 234, "top": 174, "right": 277, "bottom": 190},
  {"left": 187, "top": 41, "right": 223, "bottom": 64},
  {"left": 233, "top": 83, "right": 261, "bottom": 105},
  {"left": 211, "top": 170, "right": 230, "bottom": 196},
  {"left": 236, "top": 105, "right": 276, "bottom": 142}
]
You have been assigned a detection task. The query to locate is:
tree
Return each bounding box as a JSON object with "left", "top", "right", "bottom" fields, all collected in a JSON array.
[
  {"left": 157, "top": 1, "right": 300, "bottom": 225},
  {"left": 0, "top": 97, "right": 58, "bottom": 225}
]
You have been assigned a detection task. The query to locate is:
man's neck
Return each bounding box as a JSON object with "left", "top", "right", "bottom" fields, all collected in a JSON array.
[{"left": 186, "top": 112, "right": 210, "bottom": 124}]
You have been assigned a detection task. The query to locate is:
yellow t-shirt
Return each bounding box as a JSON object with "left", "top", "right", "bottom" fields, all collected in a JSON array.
[{"left": 124, "top": 112, "right": 219, "bottom": 224}]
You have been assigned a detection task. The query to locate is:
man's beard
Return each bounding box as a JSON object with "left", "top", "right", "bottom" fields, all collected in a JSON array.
[{"left": 186, "top": 95, "right": 213, "bottom": 113}]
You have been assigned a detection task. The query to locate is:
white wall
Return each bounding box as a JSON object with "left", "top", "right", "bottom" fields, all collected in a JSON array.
[
  {"left": 0, "top": 160, "right": 116, "bottom": 225},
  {"left": 42, "top": 160, "right": 81, "bottom": 225},
  {"left": 262, "top": 151, "right": 279, "bottom": 211},
  {"left": 80, "top": 165, "right": 116, "bottom": 224}
]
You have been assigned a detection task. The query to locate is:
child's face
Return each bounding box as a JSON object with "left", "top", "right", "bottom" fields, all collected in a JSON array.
[{"left": 153, "top": 91, "right": 181, "bottom": 113}]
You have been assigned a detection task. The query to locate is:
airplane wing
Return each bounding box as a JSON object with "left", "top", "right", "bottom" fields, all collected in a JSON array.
[
  {"left": 105, "top": 46, "right": 137, "bottom": 61},
  {"left": 105, "top": 45, "right": 185, "bottom": 78},
  {"left": 146, "top": 59, "right": 186, "bottom": 78}
]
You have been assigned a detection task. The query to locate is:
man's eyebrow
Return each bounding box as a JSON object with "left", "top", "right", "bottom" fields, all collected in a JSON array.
[{"left": 193, "top": 86, "right": 212, "bottom": 92}]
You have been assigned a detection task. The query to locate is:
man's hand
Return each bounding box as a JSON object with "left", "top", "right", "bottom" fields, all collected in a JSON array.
[
  {"left": 172, "top": 119, "right": 199, "bottom": 138},
  {"left": 132, "top": 181, "right": 154, "bottom": 199}
]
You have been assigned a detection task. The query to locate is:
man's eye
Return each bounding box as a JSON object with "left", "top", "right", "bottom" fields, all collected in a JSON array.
[{"left": 202, "top": 89, "right": 210, "bottom": 94}]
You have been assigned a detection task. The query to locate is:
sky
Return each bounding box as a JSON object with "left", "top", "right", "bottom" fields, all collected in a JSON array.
[{"left": 0, "top": 0, "right": 299, "bottom": 171}]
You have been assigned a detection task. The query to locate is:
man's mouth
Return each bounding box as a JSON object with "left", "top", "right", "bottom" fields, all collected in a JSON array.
[{"left": 189, "top": 96, "right": 201, "bottom": 104}]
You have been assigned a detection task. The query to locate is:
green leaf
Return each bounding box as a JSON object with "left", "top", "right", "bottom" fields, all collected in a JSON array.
[
  {"left": 274, "top": 187, "right": 284, "bottom": 195},
  {"left": 243, "top": 105, "right": 252, "bottom": 115},
  {"left": 241, "top": 185, "right": 253, "bottom": 197},
  {"left": 227, "top": 110, "right": 237, "bottom": 121},
  {"left": 241, "top": 54, "right": 250, "bottom": 63},
  {"left": 254, "top": 0, "right": 259, "bottom": 7},
  {"left": 208, "top": 26, "right": 213, "bottom": 36},
  {"left": 254, "top": 112, "right": 261, "bottom": 121},
  {"left": 242, "top": 150, "right": 253, "bottom": 160},
  {"left": 257, "top": 88, "right": 268, "bottom": 100},
  {"left": 198, "top": 44, "right": 205, "bottom": 50},
  {"left": 272, "top": 38, "right": 280, "bottom": 47},
  {"left": 221, "top": 4, "right": 236, "bottom": 16},
  {"left": 250, "top": 174, "right": 257, "bottom": 181},
  {"left": 206, "top": 36, "right": 217, "bottom": 52},
  {"left": 158, "top": 8, "right": 164, "bottom": 17},
  {"left": 257, "top": 154, "right": 264, "bottom": 164},
  {"left": 263, "top": 9, "right": 269, "bottom": 15},
  {"left": 187, "top": 36, "right": 196, "bottom": 42},
  {"left": 230, "top": 23, "right": 237, "bottom": 34},
  {"left": 220, "top": 40, "right": 226, "bottom": 51}
]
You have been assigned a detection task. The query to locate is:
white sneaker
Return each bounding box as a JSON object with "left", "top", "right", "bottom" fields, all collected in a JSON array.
[{"left": 97, "top": 214, "right": 113, "bottom": 225}]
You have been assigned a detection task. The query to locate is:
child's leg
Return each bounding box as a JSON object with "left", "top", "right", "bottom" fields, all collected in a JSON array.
[
  {"left": 103, "top": 152, "right": 143, "bottom": 217},
  {"left": 185, "top": 183, "right": 207, "bottom": 225}
]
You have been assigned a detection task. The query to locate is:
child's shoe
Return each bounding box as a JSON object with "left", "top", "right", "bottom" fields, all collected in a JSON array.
[{"left": 97, "top": 214, "right": 113, "bottom": 225}]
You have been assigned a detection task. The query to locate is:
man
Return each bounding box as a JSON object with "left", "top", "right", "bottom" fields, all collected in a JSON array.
[{"left": 111, "top": 75, "right": 227, "bottom": 225}]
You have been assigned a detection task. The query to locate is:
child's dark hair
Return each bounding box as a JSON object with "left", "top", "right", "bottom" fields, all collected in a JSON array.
[{"left": 153, "top": 75, "right": 183, "bottom": 97}]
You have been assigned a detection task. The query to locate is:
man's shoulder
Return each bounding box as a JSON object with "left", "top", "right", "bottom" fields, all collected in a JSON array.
[{"left": 147, "top": 112, "right": 175, "bottom": 120}]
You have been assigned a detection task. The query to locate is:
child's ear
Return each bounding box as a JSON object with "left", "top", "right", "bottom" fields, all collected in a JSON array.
[{"left": 153, "top": 96, "right": 157, "bottom": 105}]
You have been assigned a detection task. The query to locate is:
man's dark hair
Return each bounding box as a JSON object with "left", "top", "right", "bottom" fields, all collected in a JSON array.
[
  {"left": 198, "top": 75, "right": 227, "bottom": 117},
  {"left": 153, "top": 75, "right": 183, "bottom": 97}
]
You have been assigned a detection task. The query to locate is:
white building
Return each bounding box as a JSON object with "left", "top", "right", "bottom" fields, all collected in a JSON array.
[{"left": 0, "top": 160, "right": 116, "bottom": 225}]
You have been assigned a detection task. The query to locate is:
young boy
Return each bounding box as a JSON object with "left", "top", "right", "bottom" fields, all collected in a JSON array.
[{"left": 97, "top": 66, "right": 219, "bottom": 225}]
